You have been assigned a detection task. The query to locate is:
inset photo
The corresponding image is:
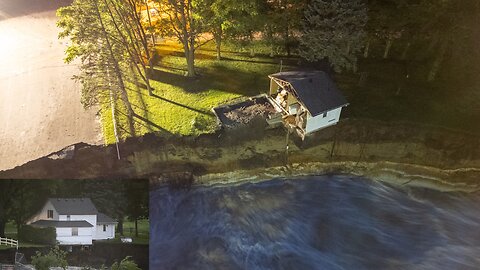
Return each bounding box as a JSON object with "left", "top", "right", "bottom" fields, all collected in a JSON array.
[{"left": 0, "top": 179, "right": 148, "bottom": 269}]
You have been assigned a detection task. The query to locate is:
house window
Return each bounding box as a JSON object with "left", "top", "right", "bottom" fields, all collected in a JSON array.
[
  {"left": 47, "top": 210, "right": 53, "bottom": 219},
  {"left": 322, "top": 112, "right": 328, "bottom": 118},
  {"left": 103, "top": 225, "right": 107, "bottom": 232},
  {"left": 72, "top": 227, "right": 78, "bottom": 236},
  {"left": 67, "top": 215, "right": 70, "bottom": 221}
]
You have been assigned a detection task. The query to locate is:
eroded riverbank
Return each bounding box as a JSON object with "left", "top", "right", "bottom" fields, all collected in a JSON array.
[{"left": 1, "top": 119, "right": 479, "bottom": 187}]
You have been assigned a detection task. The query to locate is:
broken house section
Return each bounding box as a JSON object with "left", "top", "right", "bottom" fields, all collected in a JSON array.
[{"left": 214, "top": 70, "right": 349, "bottom": 139}]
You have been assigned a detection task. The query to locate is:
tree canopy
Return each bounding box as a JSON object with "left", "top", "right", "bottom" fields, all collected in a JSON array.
[{"left": 299, "top": 0, "right": 368, "bottom": 72}]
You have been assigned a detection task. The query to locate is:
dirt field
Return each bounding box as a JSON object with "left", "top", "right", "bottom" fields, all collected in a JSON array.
[{"left": 0, "top": 6, "right": 101, "bottom": 171}]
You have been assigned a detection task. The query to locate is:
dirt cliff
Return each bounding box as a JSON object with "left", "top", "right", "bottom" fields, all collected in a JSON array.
[{"left": 1, "top": 119, "right": 479, "bottom": 190}]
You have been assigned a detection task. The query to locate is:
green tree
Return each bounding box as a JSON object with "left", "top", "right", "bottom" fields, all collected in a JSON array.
[
  {"left": 0, "top": 180, "right": 20, "bottom": 237},
  {"left": 9, "top": 180, "right": 57, "bottom": 232},
  {"left": 196, "top": 0, "right": 262, "bottom": 60},
  {"left": 57, "top": 0, "right": 157, "bottom": 136},
  {"left": 264, "top": 0, "right": 306, "bottom": 56},
  {"left": 125, "top": 180, "right": 149, "bottom": 237},
  {"left": 299, "top": 0, "right": 367, "bottom": 72},
  {"left": 154, "top": 0, "right": 203, "bottom": 77},
  {"left": 80, "top": 180, "right": 129, "bottom": 236},
  {"left": 0, "top": 180, "right": 56, "bottom": 236}
]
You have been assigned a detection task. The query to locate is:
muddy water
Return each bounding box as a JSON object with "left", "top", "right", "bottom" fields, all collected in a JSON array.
[{"left": 150, "top": 175, "right": 480, "bottom": 269}]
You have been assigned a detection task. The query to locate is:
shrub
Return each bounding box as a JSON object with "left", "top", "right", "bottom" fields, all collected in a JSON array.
[
  {"left": 18, "top": 225, "right": 56, "bottom": 245},
  {"left": 111, "top": 257, "right": 141, "bottom": 270},
  {"left": 31, "top": 246, "right": 68, "bottom": 270}
]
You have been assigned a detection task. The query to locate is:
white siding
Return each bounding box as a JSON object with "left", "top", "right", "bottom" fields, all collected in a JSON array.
[
  {"left": 27, "top": 201, "right": 59, "bottom": 224},
  {"left": 58, "top": 215, "right": 97, "bottom": 238},
  {"left": 56, "top": 227, "right": 92, "bottom": 245},
  {"left": 305, "top": 107, "right": 343, "bottom": 134},
  {"left": 95, "top": 224, "right": 116, "bottom": 240}
]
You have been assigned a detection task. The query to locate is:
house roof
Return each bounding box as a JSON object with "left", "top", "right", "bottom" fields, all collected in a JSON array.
[
  {"left": 48, "top": 198, "right": 98, "bottom": 215},
  {"left": 30, "top": 220, "right": 94, "bottom": 228},
  {"left": 269, "top": 70, "right": 349, "bottom": 116},
  {"left": 97, "top": 213, "right": 117, "bottom": 224}
]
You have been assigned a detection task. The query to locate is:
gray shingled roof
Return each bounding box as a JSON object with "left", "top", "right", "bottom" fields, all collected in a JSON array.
[
  {"left": 31, "top": 220, "right": 93, "bottom": 228},
  {"left": 97, "top": 213, "right": 117, "bottom": 224},
  {"left": 269, "top": 70, "right": 348, "bottom": 116},
  {"left": 48, "top": 198, "right": 98, "bottom": 215}
]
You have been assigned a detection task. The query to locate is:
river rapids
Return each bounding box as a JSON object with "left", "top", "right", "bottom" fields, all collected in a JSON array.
[{"left": 150, "top": 175, "right": 480, "bottom": 269}]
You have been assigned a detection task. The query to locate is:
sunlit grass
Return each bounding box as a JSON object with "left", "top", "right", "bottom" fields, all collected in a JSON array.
[
  {"left": 100, "top": 40, "right": 282, "bottom": 144},
  {"left": 98, "top": 219, "right": 149, "bottom": 245}
]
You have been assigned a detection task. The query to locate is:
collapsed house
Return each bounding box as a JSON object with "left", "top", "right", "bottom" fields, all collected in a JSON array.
[
  {"left": 213, "top": 70, "right": 348, "bottom": 139},
  {"left": 267, "top": 70, "right": 349, "bottom": 138}
]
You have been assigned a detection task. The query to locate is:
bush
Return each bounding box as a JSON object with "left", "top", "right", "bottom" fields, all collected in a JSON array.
[
  {"left": 18, "top": 225, "right": 56, "bottom": 245},
  {"left": 110, "top": 257, "right": 141, "bottom": 270},
  {"left": 31, "top": 246, "right": 68, "bottom": 270}
]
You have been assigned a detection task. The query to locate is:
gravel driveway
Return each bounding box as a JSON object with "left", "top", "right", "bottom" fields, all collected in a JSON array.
[{"left": 0, "top": 2, "right": 102, "bottom": 171}]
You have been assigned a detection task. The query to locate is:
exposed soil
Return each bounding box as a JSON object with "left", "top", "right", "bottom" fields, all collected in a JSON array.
[
  {"left": 0, "top": 9, "right": 102, "bottom": 171},
  {"left": 214, "top": 96, "right": 276, "bottom": 129},
  {"left": 1, "top": 119, "right": 479, "bottom": 192}
]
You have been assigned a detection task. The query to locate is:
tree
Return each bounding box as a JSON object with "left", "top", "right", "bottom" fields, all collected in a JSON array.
[
  {"left": 264, "top": 0, "right": 306, "bottom": 56},
  {"left": 196, "top": 0, "right": 263, "bottom": 60},
  {"left": 102, "top": 0, "right": 156, "bottom": 95},
  {"left": 125, "top": 180, "right": 149, "bottom": 237},
  {"left": 0, "top": 180, "right": 56, "bottom": 237},
  {"left": 9, "top": 181, "right": 57, "bottom": 232},
  {"left": 57, "top": 0, "right": 161, "bottom": 136},
  {"left": 299, "top": 0, "right": 367, "bottom": 72},
  {"left": 80, "top": 180, "right": 129, "bottom": 236},
  {"left": 154, "top": 0, "right": 202, "bottom": 77},
  {"left": 224, "top": 0, "right": 266, "bottom": 57},
  {"left": 0, "top": 180, "right": 20, "bottom": 237}
]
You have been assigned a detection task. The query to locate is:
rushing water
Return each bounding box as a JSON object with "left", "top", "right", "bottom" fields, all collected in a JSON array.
[{"left": 150, "top": 175, "right": 480, "bottom": 269}]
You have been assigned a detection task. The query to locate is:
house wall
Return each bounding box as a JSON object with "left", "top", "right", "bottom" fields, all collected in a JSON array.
[
  {"left": 56, "top": 227, "right": 93, "bottom": 245},
  {"left": 59, "top": 214, "right": 97, "bottom": 238},
  {"left": 95, "top": 224, "right": 116, "bottom": 240},
  {"left": 306, "top": 107, "right": 343, "bottom": 133},
  {"left": 27, "top": 201, "right": 58, "bottom": 224}
]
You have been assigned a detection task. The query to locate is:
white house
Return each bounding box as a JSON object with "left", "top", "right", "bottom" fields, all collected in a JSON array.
[
  {"left": 27, "top": 198, "right": 117, "bottom": 246},
  {"left": 267, "top": 70, "right": 349, "bottom": 138}
]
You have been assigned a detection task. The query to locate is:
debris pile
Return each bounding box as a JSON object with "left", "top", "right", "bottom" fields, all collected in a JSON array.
[{"left": 214, "top": 96, "right": 276, "bottom": 129}]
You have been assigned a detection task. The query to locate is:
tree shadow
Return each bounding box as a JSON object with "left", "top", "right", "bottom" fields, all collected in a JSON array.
[
  {"left": 132, "top": 113, "right": 171, "bottom": 134},
  {"left": 149, "top": 64, "right": 274, "bottom": 96},
  {"left": 115, "top": 106, "right": 171, "bottom": 136},
  {"left": 220, "top": 56, "right": 279, "bottom": 66},
  {"left": 150, "top": 94, "right": 213, "bottom": 116}
]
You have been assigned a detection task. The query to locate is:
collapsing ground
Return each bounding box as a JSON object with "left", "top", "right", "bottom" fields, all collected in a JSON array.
[{"left": 1, "top": 119, "right": 480, "bottom": 193}]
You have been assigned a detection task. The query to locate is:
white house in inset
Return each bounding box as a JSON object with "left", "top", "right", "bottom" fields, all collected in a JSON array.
[
  {"left": 267, "top": 70, "right": 349, "bottom": 138},
  {"left": 27, "top": 198, "right": 117, "bottom": 245}
]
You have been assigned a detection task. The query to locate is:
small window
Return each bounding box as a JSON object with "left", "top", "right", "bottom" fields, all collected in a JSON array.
[
  {"left": 103, "top": 225, "right": 107, "bottom": 232},
  {"left": 47, "top": 210, "right": 53, "bottom": 219},
  {"left": 322, "top": 112, "right": 327, "bottom": 118},
  {"left": 67, "top": 215, "right": 71, "bottom": 221},
  {"left": 72, "top": 227, "right": 78, "bottom": 236}
]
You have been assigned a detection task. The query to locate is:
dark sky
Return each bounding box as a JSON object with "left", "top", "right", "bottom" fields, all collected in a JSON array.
[{"left": 0, "top": 0, "right": 73, "bottom": 20}]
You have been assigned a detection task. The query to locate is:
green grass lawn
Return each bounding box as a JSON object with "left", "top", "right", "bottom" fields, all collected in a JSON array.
[
  {"left": 100, "top": 40, "right": 283, "bottom": 144},
  {"left": 100, "top": 39, "right": 480, "bottom": 144},
  {"left": 97, "top": 219, "right": 149, "bottom": 245}
]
